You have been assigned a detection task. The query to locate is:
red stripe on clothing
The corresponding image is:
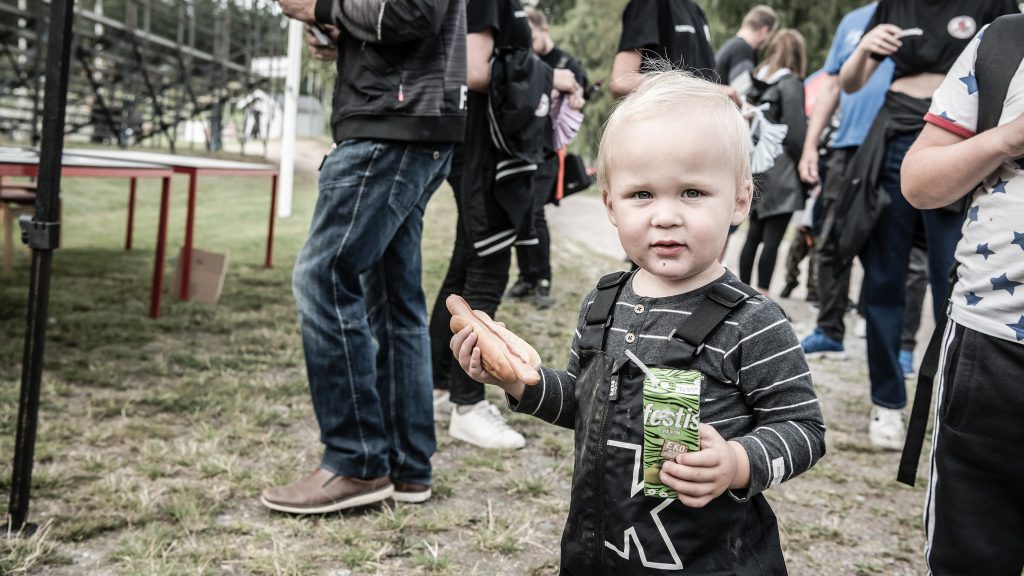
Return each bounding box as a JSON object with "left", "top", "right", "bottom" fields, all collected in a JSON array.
[{"left": 924, "top": 113, "right": 976, "bottom": 140}]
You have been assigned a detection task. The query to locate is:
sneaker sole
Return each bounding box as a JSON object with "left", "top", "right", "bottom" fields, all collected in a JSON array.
[
  {"left": 449, "top": 428, "right": 525, "bottom": 450},
  {"left": 392, "top": 489, "right": 432, "bottom": 504},
  {"left": 260, "top": 484, "right": 394, "bottom": 515}
]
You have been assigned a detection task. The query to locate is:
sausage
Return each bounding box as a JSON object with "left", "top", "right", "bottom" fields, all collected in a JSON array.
[{"left": 446, "top": 294, "right": 542, "bottom": 385}]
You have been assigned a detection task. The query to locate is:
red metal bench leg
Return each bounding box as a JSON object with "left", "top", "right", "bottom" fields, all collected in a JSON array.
[{"left": 150, "top": 177, "right": 171, "bottom": 319}]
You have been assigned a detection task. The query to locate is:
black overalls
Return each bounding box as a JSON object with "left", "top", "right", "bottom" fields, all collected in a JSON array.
[{"left": 559, "top": 272, "right": 788, "bottom": 575}]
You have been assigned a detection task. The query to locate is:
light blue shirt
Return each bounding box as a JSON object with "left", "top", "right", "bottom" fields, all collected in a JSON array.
[{"left": 822, "top": 2, "right": 895, "bottom": 149}]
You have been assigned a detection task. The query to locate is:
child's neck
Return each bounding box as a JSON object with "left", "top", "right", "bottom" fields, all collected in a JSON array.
[{"left": 632, "top": 262, "right": 727, "bottom": 298}]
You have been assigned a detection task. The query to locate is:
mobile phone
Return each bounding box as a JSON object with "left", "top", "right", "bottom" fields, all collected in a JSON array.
[
  {"left": 897, "top": 27, "right": 923, "bottom": 38},
  {"left": 309, "top": 23, "right": 331, "bottom": 46}
]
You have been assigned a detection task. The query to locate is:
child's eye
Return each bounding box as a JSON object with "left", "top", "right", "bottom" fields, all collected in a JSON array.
[
  {"left": 630, "top": 191, "right": 653, "bottom": 200},
  {"left": 682, "top": 189, "right": 703, "bottom": 199}
]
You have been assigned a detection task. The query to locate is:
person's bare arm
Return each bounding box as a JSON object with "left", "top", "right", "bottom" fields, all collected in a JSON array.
[
  {"left": 467, "top": 30, "right": 495, "bottom": 93},
  {"left": 902, "top": 116, "right": 1024, "bottom": 209},
  {"left": 798, "top": 74, "right": 840, "bottom": 184},
  {"left": 611, "top": 50, "right": 643, "bottom": 99},
  {"left": 839, "top": 24, "right": 901, "bottom": 93}
]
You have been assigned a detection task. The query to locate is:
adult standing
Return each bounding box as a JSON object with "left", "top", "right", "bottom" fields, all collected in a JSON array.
[
  {"left": 797, "top": 2, "right": 894, "bottom": 358},
  {"left": 262, "top": 0, "right": 466, "bottom": 513},
  {"left": 714, "top": 5, "right": 777, "bottom": 92},
  {"left": 738, "top": 29, "right": 808, "bottom": 295},
  {"left": 610, "top": 0, "right": 724, "bottom": 98},
  {"left": 505, "top": 6, "right": 589, "bottom": 310},
  {"left": 902, "top": 15, "right": 1024, "bottom": 572},
  {"left": 835, "top": 0, "right": 1018, "bottom": 450},
  {"left": 428, "top": 0, "right": 582, "bottom": 449}
]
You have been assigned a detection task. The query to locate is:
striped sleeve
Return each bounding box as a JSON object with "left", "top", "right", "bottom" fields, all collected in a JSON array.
[
  {"left": 506, "top": 289, "right": 595, "bottom": 430},
  {"left": 723, "top": 298, "right": 826, "bottom": 500}
]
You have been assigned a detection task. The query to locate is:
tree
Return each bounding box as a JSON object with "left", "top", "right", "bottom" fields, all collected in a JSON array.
[{"left": 549, "top": 0, "right": 871, "bottom": 160}]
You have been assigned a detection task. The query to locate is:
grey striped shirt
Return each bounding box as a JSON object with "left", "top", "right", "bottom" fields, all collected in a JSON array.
[{"left": 510, "top": 270, "right": 826, "bottom": 500}]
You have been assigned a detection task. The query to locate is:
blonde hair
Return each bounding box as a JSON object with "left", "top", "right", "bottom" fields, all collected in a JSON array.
[
  {"left": 597, "top": 70, "right": 752, "bottom": 197},
  {"left": 759, "top": 28, "right": 806, "bottom": 78}
]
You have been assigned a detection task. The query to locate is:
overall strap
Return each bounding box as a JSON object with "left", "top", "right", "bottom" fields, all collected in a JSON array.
[
  {"left": 663, "top": 281, "right": 758, "bottom": 366},
  {"left": 579, "top": 271, "right": 629, "bottom": 352},
  {"left": 897, "top": 14, "right": 1024, "bottom": 487}
]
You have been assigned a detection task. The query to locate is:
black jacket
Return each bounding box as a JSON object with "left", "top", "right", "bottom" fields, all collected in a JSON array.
[
  {"left": 823, "top": 91, "right": 928, "bottom": 276},
  {"left": 315, "top": 0, "right": 467, "bottom": 143},
  {"left": 746, "top": 71, "right": 807, "bottom": 219}
]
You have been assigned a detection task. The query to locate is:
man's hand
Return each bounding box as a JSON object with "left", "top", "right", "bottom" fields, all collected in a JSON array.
[
  {"left": 798, "top": 144, "right": 820, "bottom": 184},
  {"left": 553, "top": 68, "right": 581, "bottom": 97},
  {"left": 306, "top": 24, "right": 341, "bottom": 61},
  {"left": 659, "top": 424, "right": 750, "bottom": 508},
  {"left": 717, "top": 84, "right": 743, "bottom": 109},
  {"left": 277, "top": 0, "right": 316, "bottom": 23}
]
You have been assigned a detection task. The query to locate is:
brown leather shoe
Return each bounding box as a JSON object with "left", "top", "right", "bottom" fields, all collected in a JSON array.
[
  {"left": 391, "top": 479, "right": 431, "bottom": 504},
  {"left": 260, "top": 469, "right": 393, "bottom": 514}
]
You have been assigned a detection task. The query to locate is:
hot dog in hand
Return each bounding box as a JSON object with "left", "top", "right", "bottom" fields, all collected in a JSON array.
[{"left": 446, "top": 294, "right": 541, "bottom": 385}]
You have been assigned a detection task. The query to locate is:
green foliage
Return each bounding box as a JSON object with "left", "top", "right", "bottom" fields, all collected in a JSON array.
[{"left": 547, "top": 0, "right": 869, "bottom": 159}]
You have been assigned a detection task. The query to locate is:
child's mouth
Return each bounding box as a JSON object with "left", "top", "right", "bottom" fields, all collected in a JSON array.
[{"left": 651, "top": 241, "right": 683, "bottom": 256}]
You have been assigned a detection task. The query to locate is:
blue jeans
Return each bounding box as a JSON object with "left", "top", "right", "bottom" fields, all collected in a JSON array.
[
  {"left": 860, "top": 131, "right": 961, "bottom": 409},
  {"left": 293, "top": 139, "right": 452, "bottom": 485}
]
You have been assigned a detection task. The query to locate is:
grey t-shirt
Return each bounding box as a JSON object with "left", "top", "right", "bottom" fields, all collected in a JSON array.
[
  {"left": 510, "top": 270, "right": 825, "bottom": 499},
  {"left": 715, "top": 36, "right": 756, "bottom": 85}
]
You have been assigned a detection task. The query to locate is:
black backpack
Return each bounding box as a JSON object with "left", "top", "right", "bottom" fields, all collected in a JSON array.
[
  {"left": 487, "top": 47, "right": 554, "bottom": 165},
  {"left": 898, "top": 13, "right": 1024, "bottom": 486}
]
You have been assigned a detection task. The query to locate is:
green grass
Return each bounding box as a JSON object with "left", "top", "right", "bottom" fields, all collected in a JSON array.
[{"left": 0, "top": 156, "right": 596, "bottom": 574}]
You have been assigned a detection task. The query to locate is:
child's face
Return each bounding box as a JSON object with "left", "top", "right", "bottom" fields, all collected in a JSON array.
[{"left": 603, "top": 113, "right": 750, "bottom": 296}]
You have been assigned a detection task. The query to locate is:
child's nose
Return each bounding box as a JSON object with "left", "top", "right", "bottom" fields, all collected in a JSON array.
[{"left": 650, "top": 205, "right": 684, "bottom": 227}]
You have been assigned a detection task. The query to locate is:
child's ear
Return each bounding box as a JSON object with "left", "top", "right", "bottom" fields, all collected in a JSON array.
[
  {"left": 603, "top": 189, "right": 618, "bottom": 227},
  {"left": 731, "top": 180, "right": 753, "bottom": 226}
]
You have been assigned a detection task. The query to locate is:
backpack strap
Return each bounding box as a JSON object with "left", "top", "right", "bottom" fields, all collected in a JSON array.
[
  {"left": 976, "top": 14, "right": 1024, "bottom": 133},
  {"left": 897, "top": 14, "right": 1024, "bottom": 487},
  {"left": 579, "top": 271, "right": 630, "bottom": 352},
  {"left": 663, "top": 281, "right": 758, "bottom": 366}
]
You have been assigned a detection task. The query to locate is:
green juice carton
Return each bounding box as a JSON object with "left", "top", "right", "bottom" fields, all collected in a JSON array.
[{"left": 641, "top": 367, "right": 702, "bottom": 498}]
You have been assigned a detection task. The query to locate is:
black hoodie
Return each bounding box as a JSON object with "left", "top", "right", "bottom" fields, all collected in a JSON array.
[{"left": 315, "top": 0, "right": 468, "bottom": 143}]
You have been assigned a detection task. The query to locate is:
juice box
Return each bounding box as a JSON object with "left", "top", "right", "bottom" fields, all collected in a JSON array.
[{"left": 641, "top": 367, "right": 702, "bottom": 498}]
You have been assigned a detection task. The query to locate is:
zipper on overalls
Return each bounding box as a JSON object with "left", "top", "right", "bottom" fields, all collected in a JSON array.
[{"left": 594, "top": 371, "right": 617, "bottom": 572}]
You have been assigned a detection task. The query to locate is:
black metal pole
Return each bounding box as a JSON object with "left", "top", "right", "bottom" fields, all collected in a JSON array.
[{"left": 8, "top": 0, "right": 76, "bottom": 535}]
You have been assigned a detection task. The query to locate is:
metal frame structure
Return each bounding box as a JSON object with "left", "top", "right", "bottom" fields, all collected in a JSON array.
[{"left": 0, "top": 0, "right": 287, "bottom": 151}]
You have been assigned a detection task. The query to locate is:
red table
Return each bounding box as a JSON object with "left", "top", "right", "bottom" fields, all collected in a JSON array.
[
  {"left": 69, "top": 150, "right": 279, "bottom": 301},
  {"left": 0, "top": 147, "right": 175, "bottom": 319}
]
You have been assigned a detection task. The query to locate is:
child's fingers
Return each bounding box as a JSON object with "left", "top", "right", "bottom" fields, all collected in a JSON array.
[
  {"left": 661, "top": 460, "right": 717, "bottom": 483},
  {"left": 658, "top": 471, "right": 718, "bottom": 508}
]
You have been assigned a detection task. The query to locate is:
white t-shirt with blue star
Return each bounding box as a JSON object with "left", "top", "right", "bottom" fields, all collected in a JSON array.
[{"left": 925, "top": 25, "right": 1024, "bottom": 344}]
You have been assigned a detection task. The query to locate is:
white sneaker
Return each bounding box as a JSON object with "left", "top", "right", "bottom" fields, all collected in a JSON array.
[
  {"left": 869, "top": 405, "right": 905, "bottom": 451},
  {"left": 433, "top": 391, "right": 454, "bottom": 422},
  {"left": 449, "top": 400, "right": 526, "bottom": 449}
]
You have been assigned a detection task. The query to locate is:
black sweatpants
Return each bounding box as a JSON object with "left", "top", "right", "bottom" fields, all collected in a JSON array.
[
  {"left": 514, "top": 154, "right": 558, "bottom": 284},
  {"left": 429, "top": 147, "right": 512, "bottom": 406},
  {"left": 926, "top": 320, "right": 1024, "bottom": 574}
]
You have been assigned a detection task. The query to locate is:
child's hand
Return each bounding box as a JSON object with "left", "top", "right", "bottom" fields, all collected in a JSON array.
[
  {"left": 659, "top": 424, "right": 751, "bottom": 508},
  {"left": 450, "top": 326, "right": 526, "bottom": 399}
]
